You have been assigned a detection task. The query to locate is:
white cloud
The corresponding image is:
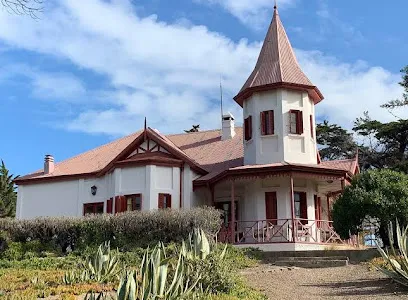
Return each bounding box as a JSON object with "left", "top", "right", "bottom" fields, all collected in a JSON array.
[
  {"left": 0, "top": 0, "right": 403, "bottom": 139},
  {"left": 196, "top": 0, "right": 295, "bottom": 28},
  {"left": 0, "top": 64, "right": 86, "bottom": 101}
]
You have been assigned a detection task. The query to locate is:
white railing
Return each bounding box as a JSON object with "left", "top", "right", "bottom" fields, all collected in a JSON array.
[{"left": 218, "top": 219, "right": 346, "bottom": 245}]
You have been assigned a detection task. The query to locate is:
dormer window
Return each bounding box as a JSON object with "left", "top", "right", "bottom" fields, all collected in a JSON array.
[
  {"left": 289, "top": 110, "right": 303, "bottom": 135},
  {"left": 244, "top": 116, "right": 253, "bottom": 141},
  {"left": 261, "top": 110, "right": 275, "bottom": 135}
]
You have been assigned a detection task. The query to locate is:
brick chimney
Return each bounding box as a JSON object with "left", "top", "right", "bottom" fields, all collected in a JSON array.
[
  {"left": 44, "top": 155, "right": 55, "bottom": 175},
  {"left": 221, "top": 112, "right": 236, "bottom": 140}
]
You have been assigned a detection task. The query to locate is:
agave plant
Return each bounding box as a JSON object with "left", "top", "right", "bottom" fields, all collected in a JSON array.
[
  {"left": 116, "top": 243, "right": 199, "bottom": 300},
  {"left": 88, "top": 241, "right": 120, "bottom": 282},
  {"left": 64, "top": 241, "right": 120, "bottom": 284},
  {"left": 84, "top": 291, "right": 111, "bottom": 300},
  {"left": 376, "top": 221, "right": 408, "bottom": 287},
  {"left": 180, "top": 228, "right": 227, "bottom": 260}
]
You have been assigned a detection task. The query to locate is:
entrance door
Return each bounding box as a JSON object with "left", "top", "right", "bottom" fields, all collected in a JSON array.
[
  {"left": 215, "top": 201, "right": 238, "bottom": 227},
  {"left": 265, "top": 192, "right": 278, "bottom": 225}
]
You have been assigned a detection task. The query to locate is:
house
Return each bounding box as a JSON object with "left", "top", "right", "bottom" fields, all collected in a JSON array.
[{"left": 15, "top": 5, "right": 359, "bottom": 251}]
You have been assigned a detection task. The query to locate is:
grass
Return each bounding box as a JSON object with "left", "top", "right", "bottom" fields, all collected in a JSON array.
[{"left": 0, "top": 245, "right": 265, "bottom": 299}]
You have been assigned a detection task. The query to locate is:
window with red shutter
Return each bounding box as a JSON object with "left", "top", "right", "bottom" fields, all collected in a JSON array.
[
  {"left": 289, "top": 110, "right": 303, "bottom": 135},
  {"left": 261, "top": 110, "right": 274, "bottom": 135},
  {"left": 158, "top": 193, "right": 172, "bottom": 209},
  {"left": 310, "top": 115, "right": 314, "bottom": 138},
  {"left": 294, "top": 192, "right": 308, "bottom": 224},
  {"left": 244, "top": 116, "right": 252, "bottom": 141}
]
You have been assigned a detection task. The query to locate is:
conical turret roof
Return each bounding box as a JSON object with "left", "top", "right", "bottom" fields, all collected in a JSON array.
[{"left": 234, "top": 6, "right": 324, "bottom": 106}]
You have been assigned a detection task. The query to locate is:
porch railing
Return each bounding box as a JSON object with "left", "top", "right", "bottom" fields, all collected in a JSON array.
[{"left": 218, "top": 219, "right": 345, "bottom": 245}]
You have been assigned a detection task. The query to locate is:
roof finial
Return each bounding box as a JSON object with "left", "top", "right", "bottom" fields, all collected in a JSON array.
[
  {"left": 144, "top": 117, "right": 147, "bottom": 131},
  {"left": 274, "top": 0, "right": 277, "bottom": 10}
]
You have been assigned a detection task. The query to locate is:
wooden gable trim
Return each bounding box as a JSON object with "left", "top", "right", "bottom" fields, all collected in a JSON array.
[{"left": 97, "top": 128, "right": 207, "bottom": 177}]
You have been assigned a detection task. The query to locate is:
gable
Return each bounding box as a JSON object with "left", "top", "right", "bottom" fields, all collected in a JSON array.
[{"left": 127, "top": 138, "right": 170, "bottom": 158}]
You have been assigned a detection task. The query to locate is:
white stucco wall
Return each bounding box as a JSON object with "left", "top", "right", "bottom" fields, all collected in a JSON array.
[
  {"left": 243, "top": 89, "right": 317, "bottom": 166},
  {"left": 17, "top": 164, "right": 184, "bottom": 219}
]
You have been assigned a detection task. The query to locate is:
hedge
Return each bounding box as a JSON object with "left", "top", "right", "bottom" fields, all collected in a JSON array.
[{"left": 0, "top": 207, "right": 222, "bottom": 253}]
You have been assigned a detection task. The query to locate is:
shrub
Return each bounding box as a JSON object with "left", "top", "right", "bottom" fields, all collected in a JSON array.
[{"left": 0, "top": 207, "right": 222, "bottom": 254}]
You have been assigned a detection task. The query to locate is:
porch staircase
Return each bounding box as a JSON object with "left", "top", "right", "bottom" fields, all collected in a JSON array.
[
  {"left": 260, "top": 249, "right": 379, "bottom": 268},
  {"left": 274, "top": 256, "right": 349, "bottom": 268}
]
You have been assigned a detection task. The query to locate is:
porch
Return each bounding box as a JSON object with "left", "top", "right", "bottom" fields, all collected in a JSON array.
[{"left": 201, "top": 164, "right": 355, "bottom": 250}]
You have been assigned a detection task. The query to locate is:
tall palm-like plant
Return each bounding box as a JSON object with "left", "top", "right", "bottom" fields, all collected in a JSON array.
[{"left": 0, "top": 160, "right": 18, "bottom": 218}]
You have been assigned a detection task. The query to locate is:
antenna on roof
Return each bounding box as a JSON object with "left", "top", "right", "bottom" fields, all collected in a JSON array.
[{"left": 220, "top": 75, "right": 224, "bottom": 123}]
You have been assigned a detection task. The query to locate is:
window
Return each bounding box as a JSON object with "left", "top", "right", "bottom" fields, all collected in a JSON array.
[
  {"left": 158, "top": 193, "right": 172, "bottom": 209},
  {"left": 294, "top": 192, "right": 307, "bottom": 224},
  {"left": 115, "top": 194, "right": 142, "bottom": 213},
  {"left": 289, "top": 110, "right": 303, "bottom": 135},
  {"left": 83, "top": 202, "right": 104, "bottom": 216},
  {"left": 310, "top": 115, "right": 314, "bottom": 138},
  {"left": 126, "top": 194, "right": 142, "bottom": 211},
  {"left": 261, "top": 110, "right": 274, "bottom": 135},
  {"left": 244, "top": 116, "right": 253, "bottom": 141}
]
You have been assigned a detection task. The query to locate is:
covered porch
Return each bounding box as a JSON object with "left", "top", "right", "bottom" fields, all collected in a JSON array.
[{"left": 199, "top": 163, "right": 356, "bottom": 250}]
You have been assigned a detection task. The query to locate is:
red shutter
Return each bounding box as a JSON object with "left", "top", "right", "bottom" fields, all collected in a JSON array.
[
  {"left": 107, "top": 198, "right": 113, "bottom": 214},
  {"left": 265, "top": 192, "right": 278, "bottom": 225},
  {"left": 167, "top": 195, "right": 172, "bottom": 209},
  {"left": 260, "top": 112, "right": 266, "bottom": 135},
  {"left": 158, "top": 194, "right": 164, "bottom": 209},
  {"left": 248, "top": 116, "right": 253, "bottom": 140},
  {"left": 244, "top": 118, "right": 249, "bottom": 140},
  {"left": 269, "top": 110, "right": 275, "bottom": 135},
  {"left": 297, "top": 111, "right": 304, "bottom": 134},
  {"left": 310, "top": 115, "right": 314, "bottom": 138},
  {"left": 300, "top": 192, "right": 308, "bottom": 224},
  {"left": 121, "top": 196, "right": 127, "bottom": 212},
  {"left": 114, "top": 196, "right": 120, "bottom": 214}
]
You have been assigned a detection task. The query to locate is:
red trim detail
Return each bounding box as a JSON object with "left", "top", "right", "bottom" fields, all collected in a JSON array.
[
  {"left": 265, "top": 192, "right": 278, "bottom": 225},
  {"left": 107, "top": 198, "right": 113, "bottom": 214}
]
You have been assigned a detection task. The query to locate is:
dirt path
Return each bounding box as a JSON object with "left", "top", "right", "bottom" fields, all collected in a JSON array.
[{"left": 241, "top": 264, "right": 408, "bottom": 300}]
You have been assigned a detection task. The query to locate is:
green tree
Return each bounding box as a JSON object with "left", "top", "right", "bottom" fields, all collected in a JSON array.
[
  {"left": 353, "top": 112, "right": 408, "bottom": 172},
  {"left": 316, "top": 120, "right": 357, "bottom": 161},
  {"left": 0, "top": 160, "right": 18, "bottom": 218},
  {"left": 332, "top": 169, "right": 408, "bottom": 246},
  {"left": 382, "top": 66, "right": 408, "bottom": 109}
]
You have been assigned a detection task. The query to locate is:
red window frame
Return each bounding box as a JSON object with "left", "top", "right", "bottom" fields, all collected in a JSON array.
[
  {"left": 310, "top": 114, "right": 314, "bottom": 138},
  {"left": 261, "top": 110, "right": 275, "bottom": 135},
  {"left": 244, "top": 116, "right": 253, "bottom": 141},
  {"left": 289, "top": 110, "right": 304, "bottom": 135},
  {"left": 158, "top": 193, "right": 172, "bottom": 209},
  {"left": 83, "top": 202, "right": 104, "bottom": 216}
]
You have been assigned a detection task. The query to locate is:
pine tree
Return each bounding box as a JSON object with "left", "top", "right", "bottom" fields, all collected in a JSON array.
[{"left": 0, "top": 160, "right": 18, "bottom": 218}]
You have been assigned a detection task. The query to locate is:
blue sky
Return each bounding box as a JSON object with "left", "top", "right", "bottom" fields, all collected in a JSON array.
[{"left": 0, "top": 0, "right": 407, "bottom": 176}]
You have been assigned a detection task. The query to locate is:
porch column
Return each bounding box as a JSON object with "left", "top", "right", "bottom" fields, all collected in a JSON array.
[
  {"left": 231, "top": 179, "right": 235, "bottom": 244},
  {"left": 289, "top": 174, "right": 296, "bottom": 242}
]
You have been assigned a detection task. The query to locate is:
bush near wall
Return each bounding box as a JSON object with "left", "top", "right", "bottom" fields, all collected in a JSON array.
[{"left": 0, "top": 207, "right": 222, "bottom": 254}]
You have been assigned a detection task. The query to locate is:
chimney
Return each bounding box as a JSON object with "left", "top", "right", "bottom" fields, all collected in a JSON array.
[
  {"left": 44, "top": 154, "right": 55, "bottom": 175},
  {"left": 221, "top": 112, "right": 236, "bottom": 140}
]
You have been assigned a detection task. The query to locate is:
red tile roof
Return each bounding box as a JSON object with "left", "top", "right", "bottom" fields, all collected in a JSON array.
[
  {"left": 234, "top": 7, "right": 323, "bottom": 106},
  {"left": 16, "top": 127, "right": 357, "bottom": 185}
]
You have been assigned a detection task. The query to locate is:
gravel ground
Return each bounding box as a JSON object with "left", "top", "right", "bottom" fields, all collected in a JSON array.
[{"left": 241, "top": 264, "right": 408, "bottom": 300}]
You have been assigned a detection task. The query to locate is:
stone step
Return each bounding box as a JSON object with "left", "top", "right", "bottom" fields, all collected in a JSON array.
[
  {"left": 280, "top": 256, "right": 349, "bottom": 261},
  {"left": 274, "top": 258, "right": 349, "bottom": 268}
]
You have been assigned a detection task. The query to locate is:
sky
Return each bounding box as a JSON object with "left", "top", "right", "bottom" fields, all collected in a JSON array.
[{"left": 0, "top": 0, "right": 407, "bottom": 176}]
